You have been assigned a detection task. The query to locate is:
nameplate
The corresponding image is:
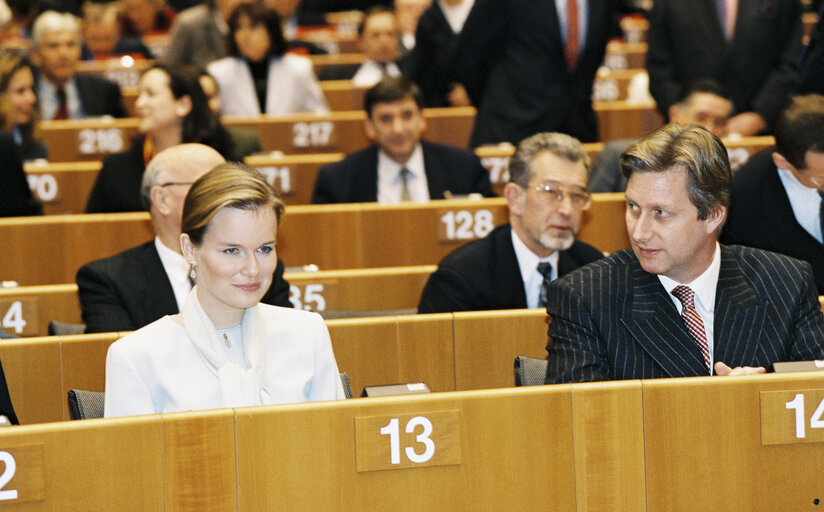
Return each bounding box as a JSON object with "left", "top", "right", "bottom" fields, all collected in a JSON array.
[
  {"left": 78, "top": 128, "right": 125, "bottom": 156},
  {"left": 760, "top": 389, "right": 824, "bottom": 445},
  {"left": 291, "top": 121, "right": 337, "bottom": 150},
  {"left": 26, "top": 174, "right": 61, "bottom": 204},
  {"left": 437, "top": 208, "right": 497, "bottom": 243},
  {"left": 0, "top": 444, "right": 45, "bottom": 504},
  {"left": 355, "top": 410, "right": 461, "bottom": 472},
  {"left": 254, "top": 165, "right": 296, "bottom": 196},
  {"left": 0, "top": 298, "right": 38, "bottom": 337},
  {"left": 288, "top": 281, "right": 338, "bottom": 312}
]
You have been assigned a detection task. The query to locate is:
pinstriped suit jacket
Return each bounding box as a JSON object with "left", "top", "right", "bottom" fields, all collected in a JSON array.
[{"left": 545, "top": 245, "right": 824, "bottom": 383}]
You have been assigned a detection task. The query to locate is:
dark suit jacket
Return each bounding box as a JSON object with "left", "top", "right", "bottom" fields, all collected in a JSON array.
[
  {"left": 0, "top": 360, "right": 18, "bottom": 425},
  {"left": 796, "top": 3, "right": 824, "bottom": 94},
  {"left": 406, "top": 4, "right": 458, "bottom": 108},
  {"left": 0, "top": 132, "right": 42, "bottom": 217},
  {"left": 452, "top": 0, "right": 618, "bottom": 146},
  {"left": 85, "top": 137, "right": 144, "bottom": 213},
  {"left": 721, "top": 150, "right": 824, "bottom": 294},
  {"left": 77, "top": 241, "right": 293, "bottom": 333},
  {"left": 646, "top": 0, "right": 802, "bottom": 126},
  {"left": 545, "top": 246, "right": 824, "bottom": 383},
  {"left": 311, "top": 140, "right": 494, "bottom": 203},
  {"left": 74, "top": 74, "right": 128, "bottom": 118},
  {"left": 418, "top": 223, "right": 603, "bottom": 313}
]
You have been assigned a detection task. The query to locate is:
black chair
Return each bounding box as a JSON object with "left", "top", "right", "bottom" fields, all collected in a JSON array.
[
  {"left": 48, "top": 321, "right": 86, "bottom": 336},
  {"left": 340, "top": 372, "right": 353, "bottom": 399},
  {"left": 67, "top": 389, "right": 105, "bottom": 420},
  {"left": 514, "top": 356, "right": 548, "bottom": 386}
]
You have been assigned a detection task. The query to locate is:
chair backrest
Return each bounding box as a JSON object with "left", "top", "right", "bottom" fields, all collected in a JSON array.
[
  {"left": 514, "top": 356, "right": 548, "bottom": 387},
  {"left": 67, "top": 389, "right": 105, "bottom": 420},
  {"left": 48, "top": 321, "right": 86, "bottom": 336},
  {"left": 340, "top": 372, "right": 353, "bottom": 399}
]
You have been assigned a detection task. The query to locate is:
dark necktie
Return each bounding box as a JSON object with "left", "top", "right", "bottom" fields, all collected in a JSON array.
[
  {"left": 671, "top": 285, "right": 711, "bottom": 374},
  {"left": 565, "top": 0, "right": 579, "bottom": 69},
  {"left": 537, "top": 262, "right": 553, "bottom": 308},
  {"left": 54, "top": 87, "right": 68, "bottom": 120},
  {"left": 819, "top": 191, "right": 824, "bottom": 243},
  {"left": 400, "top": 167, "right": 412, "bottom": 202}
]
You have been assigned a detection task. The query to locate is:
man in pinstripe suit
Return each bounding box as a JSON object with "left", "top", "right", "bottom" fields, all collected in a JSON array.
[{"left": 545, "top": 124, "right": 824, "bottom": 383}]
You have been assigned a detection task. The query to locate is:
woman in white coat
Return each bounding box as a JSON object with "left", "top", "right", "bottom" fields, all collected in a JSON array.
[
  {"left": 104, "top": 163, "right": 344, "bottom": 417},
  {"left": 206, "top": 2, "right": 328, "bottom": 116}
]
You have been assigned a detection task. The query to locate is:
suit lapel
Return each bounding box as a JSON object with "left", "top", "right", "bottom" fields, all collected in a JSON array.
[
  {"left": 496, "top": 225, "right": 528, "bottom": 308},
  {"left": 139, "top": 242, "right": 181, "bottom": 317},
  {"left": 713, "top": 245, "right": 765, "bottom": 366},
  {"left": 620, "top": 259, "right": 710, "bottom": 377},
  {"left": 422, "top": 142, "right": 449, "bottom": 200}
]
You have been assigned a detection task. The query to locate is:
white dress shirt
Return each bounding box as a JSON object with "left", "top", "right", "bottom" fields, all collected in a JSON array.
[
  {"left": 658, "top": 243, "right": 721, "bottom": 372},
  {"left": 554, "top": 0, "right": 588, "bottom": 52},
  {"left": 154, "top": 237, "right": 191, "bottom": 311},
  {"left": 352, "top": 60, "right": 402, "bottom": 87},
  {"left": 439, "top": 0, "right": 475, "bottom": 33},
  {"left": 511, "top": 229, "right": 560, "bottom": 308},
  {"left": 777, "top": 166, "right": 824, "bottom": 244},
  {"left": 377, "top": 143, "right": 430, "bottom": 203}
]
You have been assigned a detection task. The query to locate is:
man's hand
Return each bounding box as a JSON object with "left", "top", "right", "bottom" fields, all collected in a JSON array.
[
  {"left": 714, "top": 361, "right": 766, "bottom": 376},
  {"left": 724, "top": 112, "right": 767, "bottom": 137}
]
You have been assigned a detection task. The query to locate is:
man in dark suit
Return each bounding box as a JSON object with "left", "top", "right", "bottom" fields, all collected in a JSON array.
[
  {"left": 451, "top": 0, "right": 618, "bottom": 147},
  {"left": 312, "top": 77, "right": 493, "bottom": 203},
  {"left": 77, "top": 144, "right": 292, "bottom": 334},
  {"left": 31, "top": 10, "right": 127, "bottom": 120},
  {"left": 722, "top": 94, "right": 824, "bottom": 294},
  {"left": 646, "top": 0, "right": 802, "bottom": 136},
  {"left": 545, "top": 124, "right": 824, "bottom": 384},
  {"left": 418, "top": 132, "right": 603, "bottom": 313}
]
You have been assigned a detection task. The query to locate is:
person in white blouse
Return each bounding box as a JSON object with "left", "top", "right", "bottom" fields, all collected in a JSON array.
[
  {"left": 104, "top": 162, "right": 345, "bottom": 417},
  {"left": 206, "top": 2, "right": 327, "bottom": 116}
]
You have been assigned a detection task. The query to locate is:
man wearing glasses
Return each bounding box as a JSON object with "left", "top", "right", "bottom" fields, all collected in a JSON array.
[
  {"left": 77, "top": 144, "right": 292, "bottom": 334},
  {"left": 418, "top": 132, "right": 603, "bottom": 313},
  {"left": 545, "top": 124, "right": 824, "bottom": 384},
  {"left": 722, "top": 94, "right": 824, "bottom": 295}
]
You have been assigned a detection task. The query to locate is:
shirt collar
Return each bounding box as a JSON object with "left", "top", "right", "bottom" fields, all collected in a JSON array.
[
  {"left": 377, "top": 142, "right": 425, "bottom": 180},
  {"left": 154, "top": 236, "right": 189, "bottom": 287},
  {"left": 511, "top": 227, "right": 559, "bottom": 283},
  {"left": 658, "top": 242, "right": 722, "bottom": 312}
]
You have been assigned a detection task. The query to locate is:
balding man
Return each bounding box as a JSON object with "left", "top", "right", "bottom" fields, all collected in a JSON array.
[{"left": 77, "top": 144, "right": 292, "bottom": 334}]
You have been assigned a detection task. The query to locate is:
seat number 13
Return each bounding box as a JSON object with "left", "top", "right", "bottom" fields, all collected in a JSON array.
[{"left": 380, "top": 416, "right": 435, "bottom": 464}]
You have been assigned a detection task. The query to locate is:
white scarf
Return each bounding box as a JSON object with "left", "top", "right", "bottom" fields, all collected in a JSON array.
[{"left": 180, "top": 287, "right": 273, "bottom": 408}]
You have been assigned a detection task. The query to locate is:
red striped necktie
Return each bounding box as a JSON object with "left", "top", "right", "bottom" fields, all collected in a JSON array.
[{"left": 671, "top": 285, "right": 711, "bottom": 374}]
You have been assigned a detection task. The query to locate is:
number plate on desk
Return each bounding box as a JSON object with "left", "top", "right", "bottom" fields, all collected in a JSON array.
[
  {"left": 0, "top": 298, "right": 38, "bottom": 336},
  {"left": 761, "top": 389, "right": 824, "bottom": 445},
  {"left": 0, "top": 445, "right": 45, "bottom": 504},
  {"left": 355, "top": 410, "right": 461, "bottom": 472},
  {"left": 437, "top": 209, "right": 495, "bottom": 242}
]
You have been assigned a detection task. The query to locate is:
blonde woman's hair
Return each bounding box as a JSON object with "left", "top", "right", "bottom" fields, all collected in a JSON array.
[{"left": 181, "top": 162, "right": 284, "bottom": 245}]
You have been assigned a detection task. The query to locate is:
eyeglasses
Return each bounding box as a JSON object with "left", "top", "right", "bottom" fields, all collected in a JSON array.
[
  {"left": 528, "top": 184, "right": 592, "bottom": 210},
  {"left": 157, "top": 181, "right": 194, "bottom": 188}
]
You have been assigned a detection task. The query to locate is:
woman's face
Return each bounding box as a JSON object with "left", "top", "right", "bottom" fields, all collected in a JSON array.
[
  {"left": 4, "top": 67, "right": 37, "bottom": 127},
  {"left": 135, "top": 68, "right": 189, "bottom": 136},
  {"left": 183, "top": 206, "right": 278, "bottom": 329},
  {"left": 234, "top": 15, "right": 271, "bottom": 63}
]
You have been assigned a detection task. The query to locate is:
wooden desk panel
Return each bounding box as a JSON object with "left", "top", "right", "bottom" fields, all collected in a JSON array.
[
  {"left": 235, "top": 387, "right": 579, "bottom": 510},
  {"left": 24, "top": 161, "right": 101, "bottom": 215},
  {"left": 0, "top": 416, "right": 165, "bottom": 509},
  {"left": 244, "top": 152, "right": 345, "bottom": 206},
  {"left": 0, "top": 338, "right": 62, "bottom": 425},
  {"left": 453, "top": 309, "right": 548, "bottom": 390},
  {"left": 0, "top": 284, "right": 81, "bottom": 337},
  {"left": 643, "top": 372, "right": 824, "bottom": 510},
  {"left": 594, "top": 100, "right": 664, "bottom": 141}
]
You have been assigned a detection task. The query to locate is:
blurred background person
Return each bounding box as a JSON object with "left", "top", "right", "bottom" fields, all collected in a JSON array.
[
  {"left": 0, "top": 53, "right": 48, "bottom": 162},
  {"left": 104, "top": 163, "right": 345, "bottom": 417},
  {"left": 81, "top": 2, "right": 153, "bottom": 60},
  {"left": 85, "top": 63, "right": 236, "bottom": 213},
  {"left": 163, "top": 0, "right": 251, "bottom": 68},
  {"left": 207, "top": 2, "right": 328, "bottom": 115},
  {"left": 406, "top": 0, "right": 473, "bottom": 108},
  {"left": 119, "top": 0, "right": 176, "bottom": 38},
  {"left": 32, "top": 10, "right": 127, "bottom": 120},
  {"left": 394, "top": 0, "right": 430, "bottom": 54},
  {"left": 197, "top": 69, "right": 263, "bottom": 157},
  {"left": 0, "top": 131, "right": 42, "bottom": 216}
]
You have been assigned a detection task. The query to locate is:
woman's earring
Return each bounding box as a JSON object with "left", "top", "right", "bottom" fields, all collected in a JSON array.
[{"left": 189, "top": 262, "right": 197, "bottom": 281}]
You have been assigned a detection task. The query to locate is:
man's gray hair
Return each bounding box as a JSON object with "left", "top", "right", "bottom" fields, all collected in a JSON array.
[
  {"left": 508, "top": 132, "right": 591, "bottom": 187},
  {"left": 32, "top": 11, "right": 81, "bottom": 49},
  {"left": 140, "top": 157, "right": 168, "bottom": 212}
]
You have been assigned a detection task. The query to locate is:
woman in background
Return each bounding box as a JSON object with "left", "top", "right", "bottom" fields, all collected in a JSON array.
[
  {"left": 85, "top": 63, "right": 236, "bottom": 213},
  {"left": 104, "top": 163, "right": 344, "bottom": 417},
  {"left": 0, "top": 53, "right": 47, "bottom": 161},
  {"left": 207, "top": 2, "right": 328, "bottom": 116}
]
